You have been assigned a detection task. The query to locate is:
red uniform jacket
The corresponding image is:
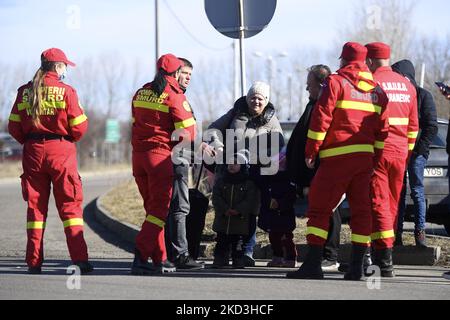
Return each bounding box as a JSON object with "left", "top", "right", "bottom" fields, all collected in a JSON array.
[
  {"left": 8, "top": 71, "right": 88, "bottom": 144},
  {"left": 305, "top": 62, "right": 389, "bottom": 161},
  {"left": 372, "top": 66, "right": 419, "bottom": 159},
  {"left": 131, "top": 75, "right": 196, "bottom": 153}
]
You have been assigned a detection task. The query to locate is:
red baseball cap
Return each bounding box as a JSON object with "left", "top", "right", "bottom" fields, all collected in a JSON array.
[
  {"left": 365, "top": 42, "right": 391, "bottom": 59},
  {"left": 157, "top": 54, "right": 182, "bottom": 74},
  {"left": 41, "top": 48, "right": 76, "bottom": 67},
  {"left": 339, "top": 42, "right": 368, "bottom": 63}
]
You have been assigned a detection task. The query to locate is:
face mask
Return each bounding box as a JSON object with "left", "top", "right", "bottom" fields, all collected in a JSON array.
[{"left": 59, "top": 70, "right": 67, "bottom": 80}]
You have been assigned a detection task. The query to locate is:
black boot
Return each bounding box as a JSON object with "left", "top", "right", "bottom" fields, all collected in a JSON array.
[
  {"left": 373, "top": 248, "right": 395, "bottom": 277},
  {"left": 344, "top": 245, "right": 367, "bottom": 281},
  {"left": 28, "top": 266, "right": 42, "bottom": 274},
  {"left": 131, "top": 249, "right": 155, "bottom": 275},
  {"left": 74, "top": 261, "right": 94, "bottom": 274},
  {"left": 286, "top": 245, "right": 323, "bottom": 279}
]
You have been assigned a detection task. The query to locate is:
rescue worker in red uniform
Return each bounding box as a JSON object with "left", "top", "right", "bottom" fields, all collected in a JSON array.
[
  {"left": 365, "top": 42, "right": 419, "bottom": 277},
  {"left": 287, "top": 42, "right": 389, "bottom": 280},
  {"left": 131, "top": 54, "right": 196, "bottom": 275},
  {"left": 8, "top": 48, "right": 92, "bottom": 274}
]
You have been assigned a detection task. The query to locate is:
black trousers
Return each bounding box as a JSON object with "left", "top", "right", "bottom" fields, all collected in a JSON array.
[
  {"left": 214, "top": 233, "right": 245, "bottom": 260},
  {"left": 323, "top": 208, "right": 342, "bottom": 261}
]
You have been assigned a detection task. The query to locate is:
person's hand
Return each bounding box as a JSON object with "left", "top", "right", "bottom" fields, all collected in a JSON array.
[
  {"left": 305, "top": 157, "right": 315, "bottom": 169},
  {"left": 201, "top": 142, "right": 216, "bottom": 157}
]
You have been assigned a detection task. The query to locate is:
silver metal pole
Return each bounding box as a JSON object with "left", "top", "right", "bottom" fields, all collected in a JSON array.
[
  {"left": 155, "top": 0, "right": 160, "bottom": 64},
  {"left": 233, "top": 40, "right": 240, "bottom": 101},
  {"left": 420, "top": 63, "right": 426, "bottom": 88},
  {"left": 238, "top": 0, "right": 246, "bottom": 96}
]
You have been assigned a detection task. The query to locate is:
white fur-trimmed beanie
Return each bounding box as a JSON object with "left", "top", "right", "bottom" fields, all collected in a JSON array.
[{"left": 246, "top": 81, "right": 270, "bottom": 107}]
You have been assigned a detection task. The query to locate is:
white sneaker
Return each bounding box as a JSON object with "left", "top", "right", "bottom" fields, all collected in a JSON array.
[{"left": 321, "top": 259, "right": 340, "bottom": 271}]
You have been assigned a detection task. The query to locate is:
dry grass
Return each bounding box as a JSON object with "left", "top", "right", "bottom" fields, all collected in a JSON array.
[{"left": 102, "top": 180, "right": 450, "bottom": 266}]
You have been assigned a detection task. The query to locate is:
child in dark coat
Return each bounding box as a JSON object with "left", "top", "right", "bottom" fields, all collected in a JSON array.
[
  {"left": 212, "top": 154, "right": 260, "bottom": 269},
  {"left": 258, "top": 148, "right": 298, "bottom": 267}
]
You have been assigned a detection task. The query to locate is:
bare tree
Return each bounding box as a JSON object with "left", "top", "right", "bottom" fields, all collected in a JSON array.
[{"left": 335, "top": 0, "right": 416, "bottom": 61}]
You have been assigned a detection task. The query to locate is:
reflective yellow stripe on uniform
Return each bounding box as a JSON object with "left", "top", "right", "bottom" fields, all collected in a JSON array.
[
  {"left": 374, "top": 141, "right": 385, "bottom": 149},
  {"left": 63, "top": 218, "right": 84, "bottom": 228},
  {"left": 133, "top": 101, "right": 169, "bottom": 113},
  {"left": 389, "top": 118, "right": 409, "bottom": 126},
  {"left": 41, "top": 100, "right": 66, "bottom": 109},
  {"left": 174, "top": 117, "right": 196, "bottom": 130},
  {"left": 319, "top": 144, "right": 374, "bottom": 159},
  {"left": 408, "top": 131, "right": 419, "bottom": 139},
  {"left": 409, "top": 144, "right": 415, "bottom": 151},
  {"left": 335, "top": 101, "right": 382, "bottom": 115},
  {"left": 357, "top": 81, "right": 375, "bottom": 91},
  {"left": 27, "top": 221, "right": 46, "bottom": 229},
  {"left": 145, "top": 215, "right": 165, "bottom": 228},
  {"left": 371, "top": 230, "right": 395, "bottom": 240},
  {"left": 351, "top": 233, "right": 371, "bottom": 245},
  {"left": 359, "top": 72, "right": 374, "bottom": 81},
  {"left": 69, "top": 114, "right": 87, "bottom": 127},
  {"left": 9, "top": 113, "right": 21, "bottom": 122},
  {"left": 306, "top": 226, "right": 328, "bottom": 240},
  {"left": 18, "top": 102, "right": 31, "bottom": 111},
  {"left": 307, "top": 130, "right": 327, "bottom": 141}
]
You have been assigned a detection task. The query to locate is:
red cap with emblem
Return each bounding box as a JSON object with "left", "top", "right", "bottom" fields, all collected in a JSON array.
[
  {"left": 157, "top": 54, "right": 182, "bottom": 74},
  {"left": 339, "top": 42, "right": 368, "bottom": 63},
  {"left": 41, "top": 48, "right": 76, "bottom": 67},
  {"left": 365, "top": 42, "right": 391, "bottom": 59}
]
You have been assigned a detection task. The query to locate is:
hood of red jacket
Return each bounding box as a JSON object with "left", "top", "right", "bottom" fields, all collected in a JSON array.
[{"left": 337, "top": 62, "right": 378, "bottom": 93}]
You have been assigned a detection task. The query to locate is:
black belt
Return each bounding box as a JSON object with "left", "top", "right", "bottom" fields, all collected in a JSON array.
[{"left": 26, "top": 133, "right": 73, "bottom": 142}]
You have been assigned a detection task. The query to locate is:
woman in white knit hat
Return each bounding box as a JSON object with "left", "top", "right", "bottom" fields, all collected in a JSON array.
[{"left": 207, "top": 81, "right": 285, "bottom": 266}]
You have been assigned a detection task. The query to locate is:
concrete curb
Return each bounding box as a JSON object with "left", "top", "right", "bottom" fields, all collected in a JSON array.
[
  {"left": 94, "top": 197, "right": 139, "bottom": 245},
  {"left": 93, "top": 196, "right": 442, "bottom": 266}
]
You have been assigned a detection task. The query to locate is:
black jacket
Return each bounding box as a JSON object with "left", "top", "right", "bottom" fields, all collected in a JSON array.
[
  {"left": 286, "top": 99, "right": 318, "bottom": 188},
  {"left": 392, "top": 60, "right": 438, "bottom": 158}
]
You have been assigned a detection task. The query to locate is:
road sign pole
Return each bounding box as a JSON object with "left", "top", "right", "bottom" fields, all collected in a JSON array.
[
  {"left": 155, "top": 0, "right": 160, "bottom": 65},
  {"left": 238, "top": 0, "right": 246, "bottom": 96}
]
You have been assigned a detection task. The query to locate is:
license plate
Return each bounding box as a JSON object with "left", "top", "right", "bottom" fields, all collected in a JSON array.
[{"left": 424, "top": 168, "right": 445, "bottom": 177}]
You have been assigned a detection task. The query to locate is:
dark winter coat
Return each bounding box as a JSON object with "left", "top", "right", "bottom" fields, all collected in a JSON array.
[
  {"left": 257, "top": 171, "right": 297, "bottom": 233},
  {"left": 208, "top": 96, "right": 285, "bottom": 176},
  {"left": 212, "top": 170, "right": 260, "bottom": 236},
  {"left": 392, "top": 60, "right": 438, "bottom": 158},
  {"left": 286, "top": 99, "right": 319, "bottom": 188}
]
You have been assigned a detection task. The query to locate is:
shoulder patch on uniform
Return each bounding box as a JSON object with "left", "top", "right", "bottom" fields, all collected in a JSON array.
[{"left": 183, "top": 100, "right": 191, "bottom": 112}]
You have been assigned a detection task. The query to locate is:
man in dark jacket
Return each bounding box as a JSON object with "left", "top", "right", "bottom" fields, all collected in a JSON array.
[
  {"left": 286, "top": 64, "right": 344, "bottom": 271},
  {"left": 392, "top": 60, "right": 438, "bottom": 247}
]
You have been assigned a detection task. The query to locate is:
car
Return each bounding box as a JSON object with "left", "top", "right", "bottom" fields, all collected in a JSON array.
[{"left": 280, "top": 119, "right": 450, "bottom": 236}]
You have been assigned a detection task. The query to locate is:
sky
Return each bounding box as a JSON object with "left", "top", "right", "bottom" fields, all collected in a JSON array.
[{"left": 0, "top": 0, "right": 449, "bottom": 69}]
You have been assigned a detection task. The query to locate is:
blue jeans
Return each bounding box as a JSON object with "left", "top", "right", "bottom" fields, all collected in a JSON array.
[{"left": 398, "top": 154, "right": 428, "bottom": 233}]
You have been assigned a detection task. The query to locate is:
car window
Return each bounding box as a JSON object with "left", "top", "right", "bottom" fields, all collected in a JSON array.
[{"left": 432, "top": 123, "right": 448, "bottom": 148}]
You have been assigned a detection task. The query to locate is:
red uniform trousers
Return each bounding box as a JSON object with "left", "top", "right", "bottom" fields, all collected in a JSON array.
[
  {"left": 306, "top": 155, "right": 373, "bottom": 247},
  {"left": 22, "top": 139, "right": 88, "bottom": 268},
  {"left": 371, "top": 155, "right": 407, "bottom": 249},
  {"left": 133, "top": 149, "right": 174, "bottom": 264}
]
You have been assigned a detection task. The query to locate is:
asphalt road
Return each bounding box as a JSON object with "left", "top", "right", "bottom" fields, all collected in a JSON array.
[{"left": 0, "top": 172, "right": 449, "bottom": 300}]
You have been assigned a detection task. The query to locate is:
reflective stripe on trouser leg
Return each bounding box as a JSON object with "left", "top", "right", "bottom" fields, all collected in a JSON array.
[
  {"left": 371, "top": 156, "right": 406, "bottom": 249},
  {"left": 133, "top": 150, "right": 173, "bottom": 263},
  {"left": 50, "top": 142, "right": 89, "bottom": 263},
  {"left": 306, "top": 162, "right": 349, "bottom": 246},
  {"left": 346, "top": 165, "right": 373, "bottom": 247},
  {"left": 22, "top": 170, "right": 51, "bottom": 268}
]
